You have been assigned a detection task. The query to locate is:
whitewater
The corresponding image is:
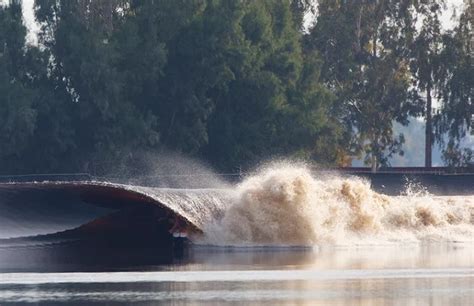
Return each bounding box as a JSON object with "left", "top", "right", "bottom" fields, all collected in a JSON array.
[
  {"left": 190, "top": 162, "right": 474, "bottom": 247},
  {"left": 0, "top": 162, "right": 472, "bottom": 247}
]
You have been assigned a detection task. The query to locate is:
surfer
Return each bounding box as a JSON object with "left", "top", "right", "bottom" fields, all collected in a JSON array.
[{"left": 169, "top": 215, "right": 188, "bottom": 238}]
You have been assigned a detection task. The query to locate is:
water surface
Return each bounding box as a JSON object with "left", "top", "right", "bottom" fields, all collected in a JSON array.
[{"left": 0, "top": 243, "right": 472, "bottom": 305}]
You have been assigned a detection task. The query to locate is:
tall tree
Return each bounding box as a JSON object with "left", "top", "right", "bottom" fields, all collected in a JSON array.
[
  {"left": 203, "top": 0, "right": 337, "bottom": 170},
  {"left": 435, "top": 0, "right": 473, "bottom": 166},
  {"left": 0, "top": 2, "right": 37, "bottom": 173},
  {"left": 35, "top": 0, "right": 163, "bottom": 173},
  {"left": 410, "top": 0, "right": 444, "bottom": 168},
  {"left": 308, "top": 0, "right": 422, "bottom": 170},
  {"left": 0, "top": 0, "right": 342, "bottom": 175}
]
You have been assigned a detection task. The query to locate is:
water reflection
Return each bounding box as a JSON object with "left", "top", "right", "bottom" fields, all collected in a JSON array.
[
  {"left": 0, "top": 243, "right": 473, "bottom": 305},
  {"left": 2, "top": 242, "right": 473, "bottom": 272},
  {"left": 185, "top": 244, "right": 474, "bottom": 270},
  {"left": 1, "top": 276, "right": 472, "bottom": 305}
]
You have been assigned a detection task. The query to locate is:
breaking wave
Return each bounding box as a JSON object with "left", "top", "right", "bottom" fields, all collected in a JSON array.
[
  {"left": 1, "top": 161, "right": 472, "bottom": 247},
  {"left": 200, "top": 162, "right": 474, "bottom": 247}
]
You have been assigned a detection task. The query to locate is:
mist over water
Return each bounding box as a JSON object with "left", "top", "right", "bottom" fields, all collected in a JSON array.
[
  {"left": 102, "top": 152, "right": 232, "bottom": 189},
  {"left": 198, "top": 162, "right": 474, "bottom": 247}
]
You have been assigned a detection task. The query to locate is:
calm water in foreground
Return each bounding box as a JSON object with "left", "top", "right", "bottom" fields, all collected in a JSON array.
[{"left": 0, "top": 243, "right": 473, "bottom": 305}]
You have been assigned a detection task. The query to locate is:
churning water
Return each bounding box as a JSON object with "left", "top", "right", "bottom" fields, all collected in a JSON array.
[
  {"left": 138, "top": 162, "right": 471, "bottom": 247},
  {"left": 0, "top": 161, "right": 473, "bottom": 305},
  {"left": 201, "top": 163, "right": 473, "bottom": 246},
  {"left": 0, "top": 162, "right": 472, "bottom": 246}
]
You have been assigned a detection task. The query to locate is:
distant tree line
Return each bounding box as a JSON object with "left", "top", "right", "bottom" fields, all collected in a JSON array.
[{"left": 0, "top": 0, "right": 472, "bottom": 175}]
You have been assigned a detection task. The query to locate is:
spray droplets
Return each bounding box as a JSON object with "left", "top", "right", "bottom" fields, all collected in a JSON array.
[{"left": 200, "top": 163, "right": 474, "bottom": 247}]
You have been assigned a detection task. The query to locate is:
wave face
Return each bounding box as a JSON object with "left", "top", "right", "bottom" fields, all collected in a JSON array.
[
  {"left": 0, "top": 182, "right": 230, "bottom": 240},
  {"left": 122, "top": 186, "right": 230, "bottom": 230},
  {"left": 200, "top": 163, "right": 474, "bottom": 246},
  {"left": 1, "top": 163, "right": 472, "bottom": 247}
]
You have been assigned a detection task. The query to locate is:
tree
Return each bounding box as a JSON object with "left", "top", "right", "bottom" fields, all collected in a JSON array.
[
  {"left": 410, "top": 0, "right": 444, "bottom": 168},
  {"left": 35, "top": 0, "right": 163, "bottom": 173},
  {"left": 308, "top": 0, "right": 422, "bottom": 170},
  {"left": 442, "top": 140, "right": 472, "bottom": 167},
  {"left": 435, "top": 0, "right": 473, "bottom": 162},
  {"left": 0, "top": 2, "right": 37, "bottom": 173},
  {"left": 4, "top": 0, "right": 345, "bottom": 174},
  {"left": 202, "top": 0, "right": 338, "bottom": 170}
]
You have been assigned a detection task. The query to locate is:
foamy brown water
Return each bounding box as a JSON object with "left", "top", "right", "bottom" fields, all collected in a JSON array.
[
  {"left": 0, "top": 162, "right": 471, "bottom": 246},
  {"left": 201, "top": 163, "right": 474, "bottom": 246}
]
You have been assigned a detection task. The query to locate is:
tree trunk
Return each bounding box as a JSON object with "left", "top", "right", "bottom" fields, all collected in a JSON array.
[
  {"left": 425, "top": 83, "right": 432, "bottom": 168},
  {"left": 355, "top": 5, "right": 363, "bottom": 54},
  {"left": 371, "top": 154, "right": 377, "bottom": 173},
  {"left": 371, "top": 139, "right": 378, "bottom": 173}
]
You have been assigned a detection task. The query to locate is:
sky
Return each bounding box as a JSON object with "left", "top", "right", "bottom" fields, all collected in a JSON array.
[{"left": 21, "top": 0, "right": 40, "bottom": 46}]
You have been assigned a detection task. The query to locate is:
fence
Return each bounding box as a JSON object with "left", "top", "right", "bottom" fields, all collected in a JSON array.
[{"left": 0, "top": 167, "right": 473, "bottom": 184}]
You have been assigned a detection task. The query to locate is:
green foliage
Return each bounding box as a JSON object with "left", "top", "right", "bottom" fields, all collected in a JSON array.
[
  {"left": 436, "top": 1, "right": 473, "bottom": 145},
  {"left": 442, "top": 140, "right": 473, "bottom": 168},
  {"left": 0, "top": 3, "right": 37, "bottom": 172},
  {"left": 205, "top": 0, "right": 338, "bottom": 169},
  {"left": 0, "top": 0, "right": 339, "bottom": 174},
  {"left": 1, "top": 0, "right": 471, "bottom": 174},
  {"left": 38, "top": 0, "right": 163, "bottom": 171},
  {"left": 307, "top": 0, "right": 423, "bottom": 168}
]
